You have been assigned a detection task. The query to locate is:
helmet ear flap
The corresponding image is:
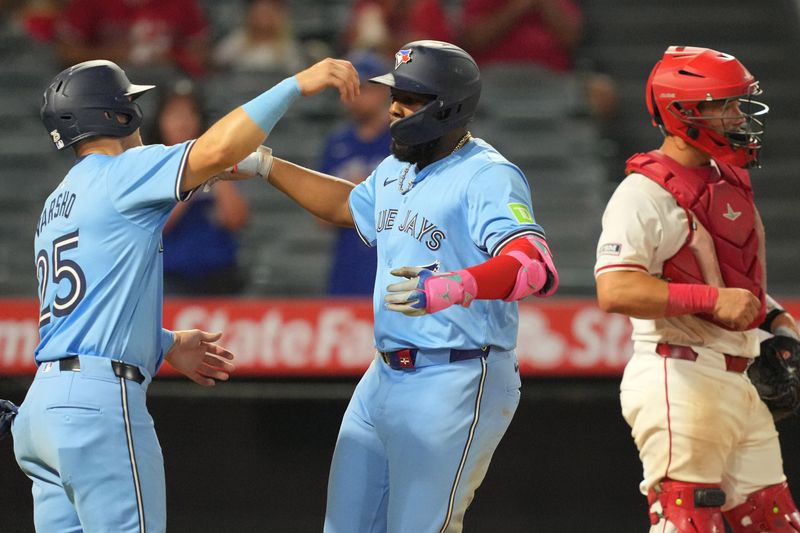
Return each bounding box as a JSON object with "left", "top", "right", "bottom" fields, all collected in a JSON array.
[
  {"left": 647, "top": 87, "right": 671, "bottom": 138},
  {"left": 650, "top": 89, "right": 664, "bottom": 127},
  {"left": 646, "top": 60, "right": 665, "bottom": 129}
]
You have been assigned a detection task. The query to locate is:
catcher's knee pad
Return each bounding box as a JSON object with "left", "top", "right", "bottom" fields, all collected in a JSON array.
[
  {"left": 648, "top": 480, "right": 726, "bottom": 532},
  {"left": 724, "top": 482, "right": 800, "bottom": 532}
]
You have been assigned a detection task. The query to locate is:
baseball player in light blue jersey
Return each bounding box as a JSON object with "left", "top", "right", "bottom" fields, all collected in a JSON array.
[
  {"left": 1, "top": 58, "right": 360, "bottom": 532},
  {"left": 264, "top": 40, "right": 560, "bottom": 533}
]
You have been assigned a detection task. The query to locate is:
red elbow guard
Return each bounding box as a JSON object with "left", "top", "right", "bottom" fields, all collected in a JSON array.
[
  {"left": 464, "top": 235, "right": 558, "bottom": 301},
  {"left": 501, "top": 235, "right": 558, "bottom": 299}
]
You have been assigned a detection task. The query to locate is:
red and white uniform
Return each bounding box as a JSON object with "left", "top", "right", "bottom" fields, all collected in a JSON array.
[{"left": 594, "top": 166, "right": 785, "bottom": 513}]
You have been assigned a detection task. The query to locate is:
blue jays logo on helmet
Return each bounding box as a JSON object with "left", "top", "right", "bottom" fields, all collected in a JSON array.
[
  {"left": 371, "top": 41, "right": 481, "bottom": 146},
  {"left": 394, "top": 49, "right": 413, "bottom": 69}
]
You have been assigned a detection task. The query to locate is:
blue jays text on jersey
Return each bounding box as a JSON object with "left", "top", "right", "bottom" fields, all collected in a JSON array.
[
  {"left": 376, "top": 208, "right": 446, "bottom": 250},
  {"left": 349, "top": 137, "right": 546, "bottom": 352}
]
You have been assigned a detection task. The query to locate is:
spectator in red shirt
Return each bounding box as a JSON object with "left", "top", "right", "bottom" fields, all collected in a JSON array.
[
  {"left": 13, "top": 0, "right": 66, "bottom": 43},
  {"left": 461, "top": 0, "right": 617, "bottom": 123},
  {"left": 461, "top": 0, "right": 582, "bottom": 72},
  {"left": 55, "top": 0, "right": 209, "bottom": 77},
  {"left": 343, "top": 0, "right": 453, "bottom": 56}
]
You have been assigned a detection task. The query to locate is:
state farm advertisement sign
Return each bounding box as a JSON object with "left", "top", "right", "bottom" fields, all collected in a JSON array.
[
  {"left": 6, "top": 297, "right": 790, "bottom": 377},
  {"left": 161, "top": 299, "right": 635, "bottom": 376}
]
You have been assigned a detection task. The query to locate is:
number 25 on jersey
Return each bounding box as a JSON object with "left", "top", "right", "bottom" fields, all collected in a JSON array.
[{"left": 36, "top": 230, "right": 86, "bottom": 327}]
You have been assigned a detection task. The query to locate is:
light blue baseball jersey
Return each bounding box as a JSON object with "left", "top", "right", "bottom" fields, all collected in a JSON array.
[
  {"left": 33, "top": 141, "right": 194, "bottom": 375},
  {"left": 349, "top": 137, "right": 545, "bottom": 351}
]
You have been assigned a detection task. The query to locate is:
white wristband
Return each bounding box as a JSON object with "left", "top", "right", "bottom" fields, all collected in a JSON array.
[
  {"left": 230, "top": 145, "right": 273, "bottom": 180},
  {"left": 203, "top": 146, "right": 275, "bottom": 192},
  {"left": 775, "top": 326, "right": 800, "bottom": 341}
]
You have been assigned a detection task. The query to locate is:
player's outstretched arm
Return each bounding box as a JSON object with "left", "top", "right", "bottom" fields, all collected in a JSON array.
[
  {"left": 267, "top": 157, "right": 355, "bottom": 227},
  {"left": 164, "top": 330, "right": 236, "bottom": 387},
  {"left": 596, "top": 270, "right": 760, "bottom": 329},
  {"left": 596, "top": 270, "right": 668, "bottom": 318},
  {"left": 182, "top": 58, "right": 359, "bottom": 193},
  {"left": 385, "top": 235, "right": 558, "bottom": 316}
]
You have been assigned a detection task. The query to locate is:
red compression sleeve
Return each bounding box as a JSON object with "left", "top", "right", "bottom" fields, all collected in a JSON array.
[
  {"left": 463, "top": 237, "right": 544, "bottom": 299},
  {"left": 665, "top": 283, "right": 719, "bottom": 316}
]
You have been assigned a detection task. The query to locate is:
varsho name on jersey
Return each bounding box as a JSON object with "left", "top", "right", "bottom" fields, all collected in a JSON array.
[{"left": 37, "top": 189, "right": 76, "bottom": 237}]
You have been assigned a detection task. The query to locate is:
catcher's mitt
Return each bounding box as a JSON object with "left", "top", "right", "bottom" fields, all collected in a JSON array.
[{"left": 748, "top": 336, "right": 800, "bottom": 421}]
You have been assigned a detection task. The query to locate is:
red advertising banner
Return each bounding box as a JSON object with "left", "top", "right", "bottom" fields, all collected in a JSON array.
[{"left": 2, "top": 298, "right": 798, "bottom": 377}]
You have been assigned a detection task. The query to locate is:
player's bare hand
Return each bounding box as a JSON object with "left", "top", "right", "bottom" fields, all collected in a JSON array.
[
  {"left": 385, "top": 267, "right": 428, "bottom": 316},
  {"left": 294, "top": 58, "right": 360, "bottom": 102},
  {"left": 712, "top": 288, "right": 761, "bottom": 330},
  {"left": 165, "top": 330, "right": 236, "bottom": 387}
]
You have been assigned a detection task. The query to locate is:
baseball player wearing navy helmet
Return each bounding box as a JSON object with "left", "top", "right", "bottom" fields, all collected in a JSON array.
[
  {"left": 263, "top": 40, "right": 559, "bottom": 532},
  {"left": 4, "top": 57, "right": 359, "bottom": 532},
  {"left": 595, "top": 46, "right": 800, "bottom": 531}
]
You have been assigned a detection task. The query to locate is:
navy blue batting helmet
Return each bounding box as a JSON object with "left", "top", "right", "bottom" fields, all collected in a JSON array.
[
  {"left": 370, "top": 40, "right": 481, "bottom": 145},
  {"left": 41, "top": 60, "right": 155, "bottom": 150}
]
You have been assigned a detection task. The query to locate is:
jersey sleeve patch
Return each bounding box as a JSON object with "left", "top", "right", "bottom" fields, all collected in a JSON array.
[
  {"left": 598, "top": 243, "right": 622, "bottom": 256},
  {"left": 508, "top": 202, "right": 535, "bottom": 224}
]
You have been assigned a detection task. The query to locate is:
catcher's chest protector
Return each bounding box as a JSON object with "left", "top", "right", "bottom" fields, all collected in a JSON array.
[{"left": 627, "top": 150, "right": 766, "bottom": 329}]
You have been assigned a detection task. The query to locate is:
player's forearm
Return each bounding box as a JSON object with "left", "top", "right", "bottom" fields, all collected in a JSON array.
[
  {"left": 386, "top": 236, "right": 558, "bottom": 316},
  {"left": 465, "top": 235, "right": 557, "bottom": 300},
  {"left": 596, "top": 271, "right": 671, "bottom": 318},
  {"left": 269, "top": 158, "right": 355, "bottom": 227},
  {"left": 183, "top": 109, "right": 265, "bottom": 191},
  {"left": 183, "top": 78, "right": 301, "bottom": 191}
]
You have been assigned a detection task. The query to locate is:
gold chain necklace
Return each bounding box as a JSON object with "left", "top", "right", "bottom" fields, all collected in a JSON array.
[{"left": 397, "top": 131, "right": 473, "bottom": 194}]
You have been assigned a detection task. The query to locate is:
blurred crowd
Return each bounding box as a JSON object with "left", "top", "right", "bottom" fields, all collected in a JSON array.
[{"left": 2, "top": 0, "right": 619, "bottom": 296}]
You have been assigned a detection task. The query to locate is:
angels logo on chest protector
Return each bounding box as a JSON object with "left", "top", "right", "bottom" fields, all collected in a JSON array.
[{"left": 705, "top": 183, "right": 753, "bottom": 245}]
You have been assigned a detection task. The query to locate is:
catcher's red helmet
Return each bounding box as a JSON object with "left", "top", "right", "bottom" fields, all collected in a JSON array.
[{"left": 646, "top": 46, "right": 768, "bottom": 168}]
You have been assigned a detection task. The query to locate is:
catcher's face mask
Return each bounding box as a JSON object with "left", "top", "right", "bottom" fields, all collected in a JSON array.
[
  {"left": 668, "top": 85, "right": 768, "bottom": 168},
  {"left": 646, "top": 46, "right": 769, "bottom": 168}
]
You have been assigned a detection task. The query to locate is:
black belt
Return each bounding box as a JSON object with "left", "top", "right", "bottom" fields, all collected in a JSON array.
[
  {"left": 59, "top": 356, "right": 146, "bottom": 384},
  {"left": 379, "top": 347, "right": 490, "bottom": 370}
]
